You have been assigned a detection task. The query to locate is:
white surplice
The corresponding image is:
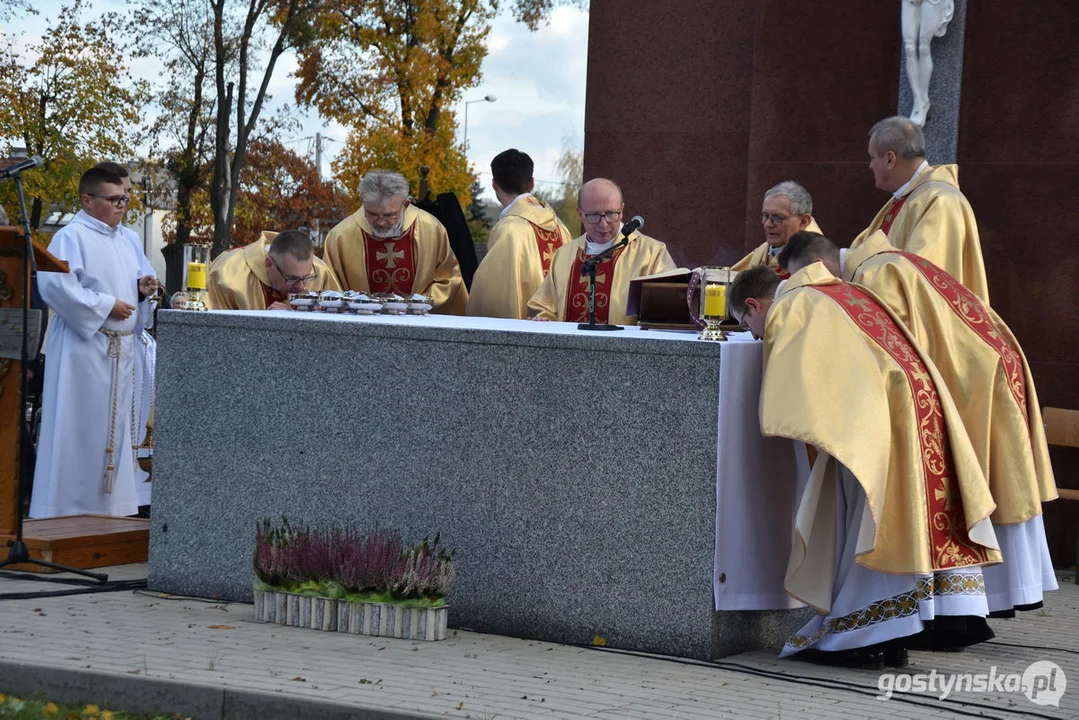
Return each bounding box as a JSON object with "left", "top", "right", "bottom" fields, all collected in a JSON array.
[
  {"left": 132, "top": 328, "right": 155, "bottom": 506},
  {"left": 780, "top": 456, "right": 990, "bottom": 656},
  {"left": 122, "top": 226, "right": 156, "bottom": 507},
  {"left": 30, "top": 211, "right": 154, "bottom": 518}
]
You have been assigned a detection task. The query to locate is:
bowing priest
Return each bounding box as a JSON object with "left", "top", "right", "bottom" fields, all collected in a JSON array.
[
  {"left": 779, "top": 230, "right": 1059, "bottom": 617},
  {"left": 323, "top": 170, "right": 468, "bottom": 315},
  {"left": 527, "top": 178, "right": 676, "bottom": 324},
  {"left": 31, "top": 167, "right": 159, "bottom": 518},
  {"left": 727, "top": 265, "right": 1001, "bottom": 668},
  {"left": 466, "top": 149, "right": 571, "bottom": 319},
  {"left": 731, "top": 181, "right": 822, "bottom": 278},
  {"left": 206, "top": 230, "right": 340, "bottom": 310},
  {"left": 852, "top": 116, "right": 989, "bottom": 304}
]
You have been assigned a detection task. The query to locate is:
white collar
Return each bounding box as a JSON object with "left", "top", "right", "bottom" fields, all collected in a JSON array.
[
  {"left": 893, "top": 160, "right": 929, "bottom": 199},
  {"left": 586, "top": 237, "right": 616, "bottom": 256},
  {"left": 73, "top": 209, "right": 121, "bottom": 236},
  {"left": 499, "top": 193, "right": 532, "bottom": 221}
]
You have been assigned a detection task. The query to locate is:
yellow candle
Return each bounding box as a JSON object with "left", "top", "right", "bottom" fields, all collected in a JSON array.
[
  {"left": 704, "top": 284, "right": 726, "bottom": 318},
  {"left": 187, "top": 262, "right": 208, "bottom": 290}
]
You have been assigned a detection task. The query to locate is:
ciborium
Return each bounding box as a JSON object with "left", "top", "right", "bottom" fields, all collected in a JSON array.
[{"left": 687, "top": 266, "right": 736, "bottom": 341}]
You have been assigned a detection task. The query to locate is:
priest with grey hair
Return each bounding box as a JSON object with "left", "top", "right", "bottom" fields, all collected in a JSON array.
[
  {"left": 852, "top": 115, "right": 989, "bottom": 304},
  {"left": 732, "top": 180, "right": 823, "bottom": 278},
  {"left": 323, "top": 169, "right": 467, "bottom": 314}
]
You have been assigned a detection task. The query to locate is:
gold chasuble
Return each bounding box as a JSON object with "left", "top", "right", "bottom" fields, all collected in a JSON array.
[
  {"left": 731, "top": 218, "right": 824, "bottom": 278},
  {"left": 206, "top": 235, "right": 341, "bottom": 310},
  {"left": 526, "top": 232, "right": 677, "bottom": 325},
  {"left": 761, "top": 263, "right": 999, "bottom": 610},
  {"left": 852, "top": 164, "right": 989, "bottom": 305},
  {"left": 323, "top": 205, "right": 468, "bottom": 315},
  {"left": 844, "top": 231, "right": 1057, "bottom": 525},
  {"left": 466, "top": 195, "right": 572, "bottom": 319}
]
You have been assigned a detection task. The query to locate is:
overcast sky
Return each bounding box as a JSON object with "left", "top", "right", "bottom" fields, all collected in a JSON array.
[{"left": 3, "top": 2, "right": 589, "bottom": 202}]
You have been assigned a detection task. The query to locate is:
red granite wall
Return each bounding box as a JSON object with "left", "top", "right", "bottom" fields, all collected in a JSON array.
[
  {"left": 585, "top": 0, "right": 1078, "bottom": 568},
  {"left": 584, "top": 1, "right": 900, "bottom": 265},
  {"left": 958, "top": 2, "right": 1079, "bottom": 569}
]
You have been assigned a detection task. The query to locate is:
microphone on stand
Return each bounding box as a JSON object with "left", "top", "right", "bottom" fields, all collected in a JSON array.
[
  {"left": 0, "top": 156, "right": 43, "bottom": 179},
  {"left": 619, "top": 215, "right": 644, "bottom": 238}
]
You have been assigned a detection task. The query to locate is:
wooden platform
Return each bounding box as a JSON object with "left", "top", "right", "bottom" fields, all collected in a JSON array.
[{"left": 0, "top": 515, "right": 149, "bottom": 573}]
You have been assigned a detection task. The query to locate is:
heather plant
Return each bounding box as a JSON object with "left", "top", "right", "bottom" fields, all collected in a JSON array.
[{"left": 253, "top": 518, "right": 455, "bottom": 607}]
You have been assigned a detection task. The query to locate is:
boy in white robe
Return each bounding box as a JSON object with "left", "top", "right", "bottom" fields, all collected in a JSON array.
[{"left": 30, "top": 167, "right": 158, "bottom": 518}]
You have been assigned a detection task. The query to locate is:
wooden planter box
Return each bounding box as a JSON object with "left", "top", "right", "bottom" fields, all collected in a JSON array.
[{"left": 253, "top": 588, "right": 448, "bottom": 641}]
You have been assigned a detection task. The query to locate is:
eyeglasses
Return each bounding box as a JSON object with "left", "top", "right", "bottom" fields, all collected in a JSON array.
[
  {"left": 580, "top": 210, "right": 622, "bottom": 224},
  {"left": 365, "top": 206, "right": 405, "bottom": 222},
  {"left": 760, "top": 213, "right": 793, "bottom": 225},
  {"left": 89, "top": 194, "right": 131, "bottom": 208},
  {"left": 271, "top": 256, "right": 318, "bottom": 286}
]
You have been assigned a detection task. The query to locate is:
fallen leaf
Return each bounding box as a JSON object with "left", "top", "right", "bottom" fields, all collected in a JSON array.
[
  {"left": 591, "top": 634, "right": 608, "bottom": 647},
  {"left": 457, "top": 702, "right": 464, "bottom": 710},
  {"left": 292, "top": 676, "right": 306, "bottom": 682},
  {"left": 207, "top": 625, "right": 235, "bottom": 630}
]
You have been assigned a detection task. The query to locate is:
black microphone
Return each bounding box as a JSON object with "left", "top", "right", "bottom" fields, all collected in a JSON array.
[
  {"left": 0, "top": 155, "right": 43, "bottom": 179},
  {"left": 619, "top": 215, "right": 644, "bottom": 237}
]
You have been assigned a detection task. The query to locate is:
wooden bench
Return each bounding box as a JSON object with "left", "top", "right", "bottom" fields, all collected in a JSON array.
[{"left": 1044, "top": 407, "right": 1079, "bottom": 575}]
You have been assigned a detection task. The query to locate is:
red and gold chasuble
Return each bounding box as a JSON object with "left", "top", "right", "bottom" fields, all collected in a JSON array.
[
  {"left": 886, "top": 251, "right": 1028, "bottom": 423},
  {"left": 530, "top": 221, "right": 563, "bottom": 277},
  {"left": 363, "top": 225, "right": 417, "bottom": 295},
  {"left": 261, "top": 284, "right": 288, "bottom": 308},
  {"left": 566, "top": 246, "right": 626, "bottom": 324},
  {"left": 812, "top": 282, "right": 993, "bottom": 569},
  {"left": 879, "top": 195, "right": 909, "bottom": 235}
]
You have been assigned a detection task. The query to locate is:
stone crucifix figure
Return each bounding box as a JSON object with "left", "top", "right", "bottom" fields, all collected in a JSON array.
[{"left": 902, "top": 0, "right": 955, "bottom": 126}]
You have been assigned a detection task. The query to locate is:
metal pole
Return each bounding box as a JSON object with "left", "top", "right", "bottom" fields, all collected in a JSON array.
[{"left": 315, "top": 132, "right": 322, "bottom": 178}]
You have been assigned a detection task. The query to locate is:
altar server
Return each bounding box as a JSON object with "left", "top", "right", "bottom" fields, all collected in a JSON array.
[{"left": 31, "top": 167, "right": 158, "bottom": 518}]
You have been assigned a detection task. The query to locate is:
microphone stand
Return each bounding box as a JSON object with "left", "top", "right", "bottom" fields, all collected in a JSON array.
[
  {"left": 576, "top": 232, "right": 632, "bottom": 332},
  {"left": 0, "top": 168, "right": 108, "bottom": 583}
]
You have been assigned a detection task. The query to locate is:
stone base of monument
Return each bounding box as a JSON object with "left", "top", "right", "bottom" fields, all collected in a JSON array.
[{"left": 254, "top": 588, "right": 449, "bottom": 641}]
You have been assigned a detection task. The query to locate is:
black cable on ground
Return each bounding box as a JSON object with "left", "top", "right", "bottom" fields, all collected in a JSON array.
[
  {"left": 984, "top": 640, "right": 1079, "bottom": 656},
  {"left": 584, "top": 644, "right": 1063, "bottom": 720},
  {"left": 132, "top": 589, "right": 234, "bottom": 604},
  {"left": 0, "top": 578, "right": 146, "bottom": 601}
]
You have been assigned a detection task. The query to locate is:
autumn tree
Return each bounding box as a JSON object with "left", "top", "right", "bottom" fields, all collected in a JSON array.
[
  {"left": 0, "top": 0, "right": 34, "bottom": 22},
  {"left": 295, "top": 0, "right": 580, "bottom": 210},
  {"left": 534, "top": 137, "right": 583, "bottom": 236},
  {"left": 0, "top": 0, "right": 149, "bottom": 231},
  {"left": 230, "top": 135, "right": 348, "bottom": 246},
  {"left": 208, "top": 0, "right": 323, "bottom": 257},
  {"left": 131, "top": 0, "right": 221, "bottom": 251}
]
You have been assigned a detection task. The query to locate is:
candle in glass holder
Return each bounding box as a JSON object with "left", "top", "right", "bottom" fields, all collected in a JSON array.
[{"left": 703, "top": 283, "right": 726, "bottom": 318}]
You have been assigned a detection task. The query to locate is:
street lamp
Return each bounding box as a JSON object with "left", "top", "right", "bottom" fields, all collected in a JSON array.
[{"left": 462, "top": 94, "right": 497, "bottom": 152}]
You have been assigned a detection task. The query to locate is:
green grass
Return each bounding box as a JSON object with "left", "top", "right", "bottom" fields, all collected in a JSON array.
[{"left": 0, "top": 693, "right": 193, "bottom": 720}]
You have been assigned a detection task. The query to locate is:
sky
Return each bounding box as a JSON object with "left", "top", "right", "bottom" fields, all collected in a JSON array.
[{"left": 2, "top": 1, "right": 589, "bottom": 203}]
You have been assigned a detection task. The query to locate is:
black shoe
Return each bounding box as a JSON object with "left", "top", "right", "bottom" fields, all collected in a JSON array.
[
  {"left": 795, "top": 647, "right": 885, "bottom": 670},
  {"left": 884, "top": 647, "right": 909, "bottom": 668}
]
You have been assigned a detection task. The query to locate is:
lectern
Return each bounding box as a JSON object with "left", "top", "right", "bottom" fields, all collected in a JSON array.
[{"left": 0, "top": 226, "right": 149, "bottom": 573}]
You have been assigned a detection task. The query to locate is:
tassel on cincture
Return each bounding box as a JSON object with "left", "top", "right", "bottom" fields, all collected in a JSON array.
[{"left": 103, "top": 462, "right": 115, "bottom": 494}]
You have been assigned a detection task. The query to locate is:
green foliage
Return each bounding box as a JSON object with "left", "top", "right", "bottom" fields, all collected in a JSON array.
[{"left": 0, "top": 0, "right": 150, "bottom": 231}]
